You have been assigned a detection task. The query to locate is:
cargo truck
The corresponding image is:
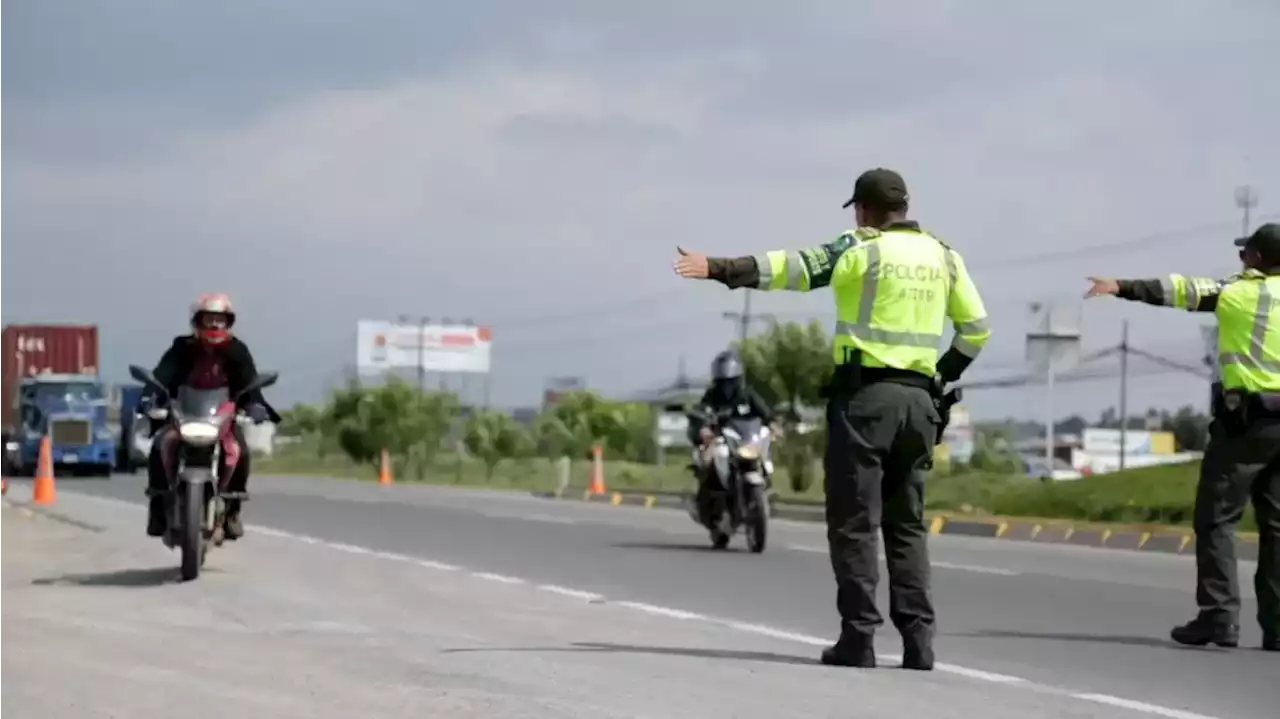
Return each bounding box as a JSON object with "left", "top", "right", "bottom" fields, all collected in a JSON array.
[
  {"left": 115, "top": 383, "right": 149, "bottom": 473},
  {"left": 2, "top": 325, "right": 117, "bottom": 477}
]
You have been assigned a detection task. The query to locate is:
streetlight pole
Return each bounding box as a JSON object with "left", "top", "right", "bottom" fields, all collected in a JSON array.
[{"left": 1235, "top": 185, "right": 1258, "bottom": 239}]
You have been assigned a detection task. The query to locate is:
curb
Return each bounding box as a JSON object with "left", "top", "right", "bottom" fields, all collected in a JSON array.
[{"left": 532, "top": 490, "right": 1260, "bottom": 561}]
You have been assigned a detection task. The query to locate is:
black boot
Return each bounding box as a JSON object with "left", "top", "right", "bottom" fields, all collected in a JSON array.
[
  {"left": 901, "top": 632, "right": 935, "bottom": 671},
  {"left": 146, "top": 497, "right": 166, "bottom": 537},
  {"left": 223, "top": 500, "right": 244, "bottom": 540},
  {"left": 821, "top": 633, "right": 876, "bottom": 668},
  {"left": 1263, "top": 632, "right": 1278, "bottom": 652},
  {"left": 1170, "top": 617, "right": 1239, "bottom": 648}
]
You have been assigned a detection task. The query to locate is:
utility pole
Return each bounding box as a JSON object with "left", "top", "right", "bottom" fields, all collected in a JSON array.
[
  {"left": 1235, "top": 185, "right": 1258, "bottom": 239},
  {"left": 722, "top": 290, "right": 775, "bottom": 348},
  {"left": 1118, "top": 319, "right": 1129, "bottom": 471},
  {"left": 398, "top": 314, "right": 428, "bottom": 394}
]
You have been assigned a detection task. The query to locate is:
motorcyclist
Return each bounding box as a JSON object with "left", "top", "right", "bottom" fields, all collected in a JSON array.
[
  {"left": 141, "top": 293, "right": 280, "bottom": 540},
  {"left": 687, "top": 351, "right": 779, "bottom": 519}
]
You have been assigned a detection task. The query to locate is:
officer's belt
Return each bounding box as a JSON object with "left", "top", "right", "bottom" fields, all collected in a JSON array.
[
  {"left": 1213, "top": 387, "right": 1280, "bottom": 423},
  {"left": 823, "top": 362, "right": 933, "bottom": 398}
]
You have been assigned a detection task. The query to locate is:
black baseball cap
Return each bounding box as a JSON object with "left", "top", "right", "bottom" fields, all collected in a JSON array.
[
  {"left": 842, "top": 168, "right": 909, "bottom": 210},
  {"left": 1234, "top": 222, "right": 1280, "bottom": 262}
]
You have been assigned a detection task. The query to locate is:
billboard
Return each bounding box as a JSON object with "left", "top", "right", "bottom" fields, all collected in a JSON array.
[
  {"left": 1081, "top": 428, "right": 1175, "bottom": 456},
  {"left": 356, "top": 321, "right": 492, "bottom": 374}
]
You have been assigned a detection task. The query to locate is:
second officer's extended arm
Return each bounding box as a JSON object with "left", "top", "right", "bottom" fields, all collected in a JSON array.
[
  {"left": 1116, "top": 275, "right": 1226, "bottom": 312},
  {"left": 706, "top": 230, "right": 870, "bottom": 291},
  {"left": 936, "top": 251, "right": 992, "bottom": 384}
]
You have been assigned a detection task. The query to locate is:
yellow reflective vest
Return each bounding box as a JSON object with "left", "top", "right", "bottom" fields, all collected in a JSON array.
[
  {"left": 750, "top": 223, "right": 991, "bottom": 377},
  {"left": 1151, "top": 271, "right": 1280, "bottom": 392}
]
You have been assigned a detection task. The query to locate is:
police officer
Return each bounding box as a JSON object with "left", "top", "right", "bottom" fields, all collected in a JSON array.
[
  {"left": 1084, "top": 222, "right": 1280, "bottom": 652},
  {"left": 673, "top": 168, "right": 992, "bottom": 669}
]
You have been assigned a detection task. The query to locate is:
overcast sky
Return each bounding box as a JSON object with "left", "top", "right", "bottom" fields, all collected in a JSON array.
[{"left": 4, "top": 0, "right": 1278, "bottom": 421}]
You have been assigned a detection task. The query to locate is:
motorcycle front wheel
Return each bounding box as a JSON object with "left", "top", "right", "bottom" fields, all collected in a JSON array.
[
  {"left": 179, "top": 481, "right": 207, "bottom": 581},
  {"left": 745, "top": 484, "right": 768, "bottom": 554}
]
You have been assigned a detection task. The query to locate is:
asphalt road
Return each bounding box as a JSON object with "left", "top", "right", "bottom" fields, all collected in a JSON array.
[{"left": 4, "top": 473, "right": 1275, "bottom": 719}]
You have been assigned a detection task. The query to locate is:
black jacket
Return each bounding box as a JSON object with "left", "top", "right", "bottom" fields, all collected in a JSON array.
[
  {"left": 150, "top": 335, "right": 281, "bottom": 422},
  {"left": 687, "top": 384, "right": 775, "bottom": 444}
]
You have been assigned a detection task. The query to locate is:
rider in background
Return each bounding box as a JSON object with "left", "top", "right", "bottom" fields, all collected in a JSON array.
[
  {"left": 142, "top": 293, "right": 279, "bottom": 540},
  {"left": 686, "top": 351, "right": 779, "bottom": 514}
]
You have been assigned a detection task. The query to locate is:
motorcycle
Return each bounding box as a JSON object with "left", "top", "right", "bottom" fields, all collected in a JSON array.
[
  {"left": 686, "top": 410, "right": 773, "bottom": 553},
  {"left": 127, "top": 364, "right": 279, "bottom": 581}
]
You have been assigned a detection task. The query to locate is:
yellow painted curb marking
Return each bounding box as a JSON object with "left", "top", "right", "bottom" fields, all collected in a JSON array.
[
  {"left": 1062, "top": 526, "right": 1076, "bottom": 541},
  {"left": 995, "top": 522, "right": 1010, "bottom": 538},
  {"left": 929, "top": 516, "right": 946, "bottom": 535},
  {"left": 1100, "top": 529, "right": 1113, "bottom": 545},
  {"left": 1137, "top": 532, "right": 1151, "bottom": 549},
  {"left": 1178, "top": 535, "right": 1193, "bottom": 552},
  {"left": 644, "top": 496, "right": 657, "bottom": 509},
  {"left": 1029, "top": 524, "right": 1042, "bottom": 540},
  {"left": 610, "top": 492, "right": 623, "bottom": 506}
]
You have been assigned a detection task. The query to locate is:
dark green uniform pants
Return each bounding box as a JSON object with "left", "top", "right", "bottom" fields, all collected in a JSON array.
[
  {"left": 825, "top": 381, "right": 941, "bottom": 640},
  {"left": 1194, "top": 417, "right": 1280, "bottom": 636}
]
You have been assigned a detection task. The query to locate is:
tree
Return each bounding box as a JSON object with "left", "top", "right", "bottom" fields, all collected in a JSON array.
[
  {"left": 1161, "top": 405, "right": 1210, "bottom": 451},
  {"left": 464, "top": 411, "right": 533, "bottom": 479},
  {"left": 322, "top": 377, "right": 458, "bottom": 480},
  {"left": 737, "top": 320, "right": 832, "bottom": 422},
  {"left": 533, "top": 390, "right": 625, "bottom": 460},
  {"left": 278, "top": 403, "right": 322, "bottom": 438}
]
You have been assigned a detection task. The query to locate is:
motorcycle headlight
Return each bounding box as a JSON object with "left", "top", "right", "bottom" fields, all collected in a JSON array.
[
  {"left": 736, "top": 443, "right": 762, "bottom": 461},
  {"left": 179, "top": 421, "right": 220, "bottom": 446}
]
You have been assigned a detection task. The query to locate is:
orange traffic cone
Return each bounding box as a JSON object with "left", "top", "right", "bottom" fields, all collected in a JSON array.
[
  {"left": 378, "top": 448, "right": 393, "bottom": 486},
  {"left": 588, "top": 445, "right": 606, "bottom": 495},
  {"left": 32, "top": 436, "right": 56, "bottom": 506}
]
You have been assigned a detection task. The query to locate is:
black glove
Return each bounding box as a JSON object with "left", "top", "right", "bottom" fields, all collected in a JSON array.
[
  {"left": 930, "top": 374, "right": 961, "bottom": 437},
  {"left": 246, "top": 403, "right": 270, "bottom": 424}
]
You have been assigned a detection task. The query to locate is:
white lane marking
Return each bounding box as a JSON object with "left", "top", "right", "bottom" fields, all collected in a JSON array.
[
  {"left": 614, "top": 601, "right": 705, "bottom": 621},
  {"left": 537, "top": 585, "right": 604, "bottom": 602},
  {"left": 932, "top": 662, "right": 1026, "bottom": 684},
  {"left": 786, "top": 544, "right": 1019, "bottom": 576},
  {"left": 726, "top": 622, "right": 828, "bottom": 646},
  {"left": 1072, "top": 693, "right": 1219, "bottom": 719},
  {"left": 473, "top": 572, "right": 525, "bottom": 585},
  {"left": 934, "top": 561, "right": 1019, "bottom": 576},
  {"left": 64, "top": 491, "right": 1224, "bottom": 719}
]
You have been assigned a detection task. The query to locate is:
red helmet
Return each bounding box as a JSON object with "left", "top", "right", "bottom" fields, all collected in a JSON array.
[{"left": 190, "top": 293, "right": 236, "bottom": 348}]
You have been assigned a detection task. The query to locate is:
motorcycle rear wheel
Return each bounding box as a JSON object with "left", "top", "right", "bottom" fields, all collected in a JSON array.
[{"left": 179, "top": 481, "right": 206, "bottom": 581}]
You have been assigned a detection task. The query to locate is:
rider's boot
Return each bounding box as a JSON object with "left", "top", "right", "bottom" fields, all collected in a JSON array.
[
  {"left": 146, "top": 496, "right": 166, "bottom": 537},
  {"left": 223, "top": 499, "right": 245, "bottom": 540}
]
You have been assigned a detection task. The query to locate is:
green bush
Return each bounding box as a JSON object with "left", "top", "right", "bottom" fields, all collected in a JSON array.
[{"left": 925, "top": 462, "right": 1255, "bottom": 531}]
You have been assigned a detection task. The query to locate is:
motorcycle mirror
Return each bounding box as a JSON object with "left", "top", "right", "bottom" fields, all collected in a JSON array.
[
  {"left": 237, "top": 371, "right": 280, "bottom": 398},
  {"left": 128, "top": 365, "right": 167, "bottom": 395}
]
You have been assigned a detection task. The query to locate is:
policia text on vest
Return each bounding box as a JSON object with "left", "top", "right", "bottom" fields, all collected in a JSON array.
[
  {"left": 1085, "top": 222, "right": 1280, "bottom": 653},
  {"left": 671, "top": 167, "right": 992, "bottom": 670}
]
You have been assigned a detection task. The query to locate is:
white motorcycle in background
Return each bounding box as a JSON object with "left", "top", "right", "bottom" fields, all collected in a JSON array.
[{"left": 686, "top": 410, "right": 773, "bottom": 553}]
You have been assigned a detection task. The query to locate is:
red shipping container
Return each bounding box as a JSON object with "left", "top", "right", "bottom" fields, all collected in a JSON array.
[{"left": 2, "top": 325, "right": 101, "bottom": 430}]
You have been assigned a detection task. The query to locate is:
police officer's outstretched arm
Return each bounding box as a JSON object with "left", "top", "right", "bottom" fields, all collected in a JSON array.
[
  {"left": 672, "top": 230, "right": 870, "bottom": 292},
  {"left": 937, "top": 249, "right": 993, "bottom": 384},
  {"left": 1085, "top": 274, "right": 1222, "bottom": 312}
]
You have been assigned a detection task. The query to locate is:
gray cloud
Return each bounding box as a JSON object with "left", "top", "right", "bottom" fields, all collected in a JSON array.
[{"left": 4, "top": 0, "right": 1278, "bottom": 421}]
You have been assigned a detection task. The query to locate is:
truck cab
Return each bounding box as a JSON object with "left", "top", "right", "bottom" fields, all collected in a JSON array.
[{"left": 10, "top": 374, "right": 118, "bottom": 477}]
